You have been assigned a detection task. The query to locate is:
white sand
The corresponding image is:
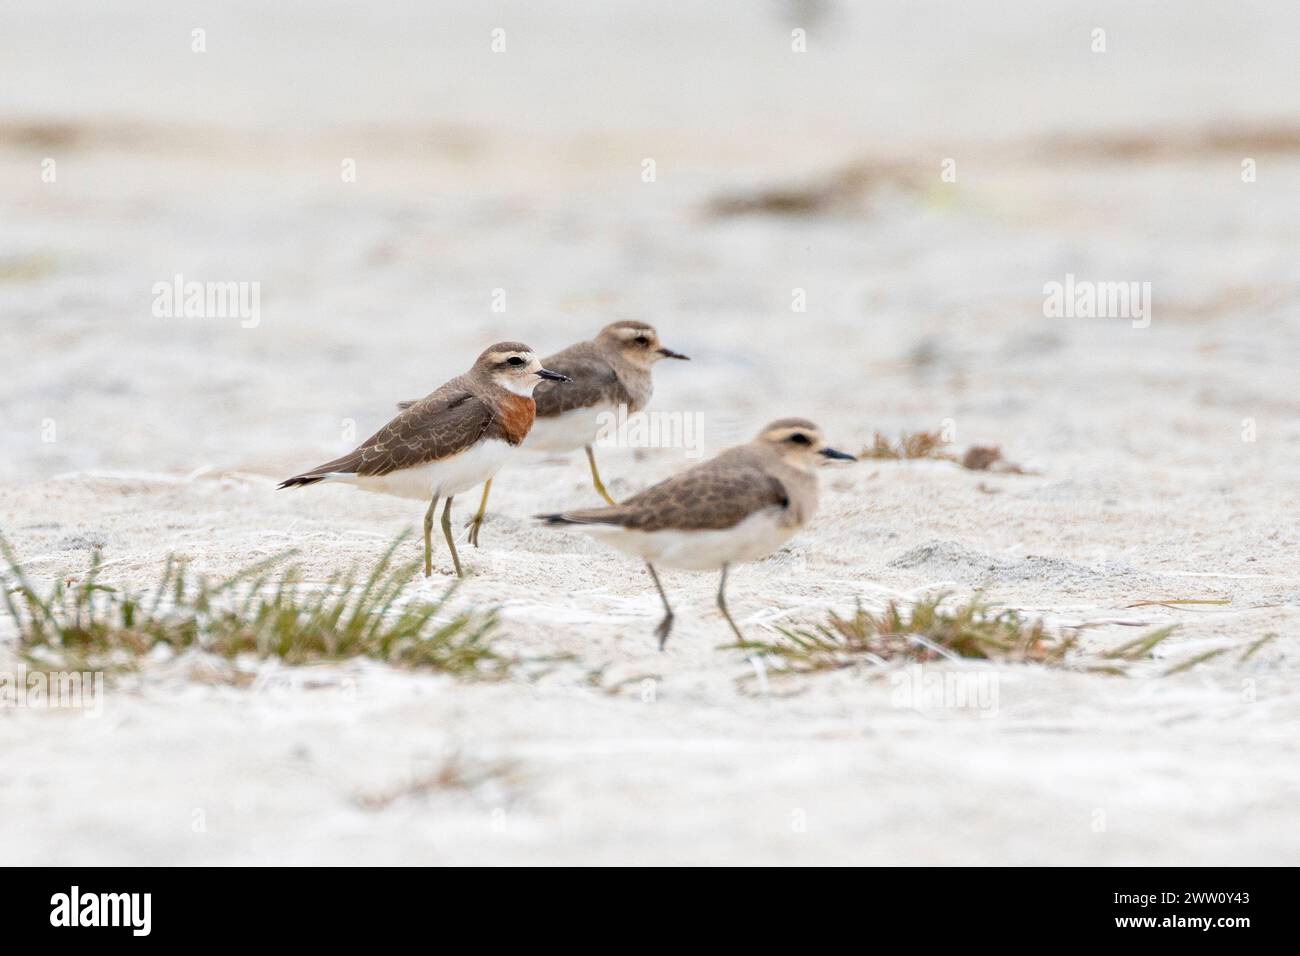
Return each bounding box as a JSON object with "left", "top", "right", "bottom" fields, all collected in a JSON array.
[{"left": 2, "top": 2, "right": 1298, "bottom": 865}]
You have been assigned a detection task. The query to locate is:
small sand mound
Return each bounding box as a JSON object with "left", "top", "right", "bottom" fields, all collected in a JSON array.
[{"left": 886, "top": 539, "right": 1160, "bottom": 591}]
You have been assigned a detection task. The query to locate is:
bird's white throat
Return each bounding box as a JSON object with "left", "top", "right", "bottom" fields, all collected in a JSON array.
[{"left": 497, "top": 375, "right": 540, "bottom": 397}]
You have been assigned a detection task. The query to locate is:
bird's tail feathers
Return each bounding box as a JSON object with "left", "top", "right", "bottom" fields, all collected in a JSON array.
[
  {"left": 278, "top": 473, "right": 333, "bottom": 489},
  {"left": 536, "top": 507, "right": 626, "bottom": 527},
  {"left": 277, "top": 451, "right": 361, "bottom": 490}
]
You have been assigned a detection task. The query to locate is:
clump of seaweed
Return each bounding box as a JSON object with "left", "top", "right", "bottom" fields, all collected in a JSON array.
[
  {"left": 862, "top": 430, "right": 953, "bottom": 461},
  {"left": 706, "top": 160, "right": 924, "bottom": 218},
  {"left": 959, "top": 445, "right": 1032, "bottom": 473},
  {"left": 862, "top": 431, "right": 1034, "bottom": 473},
  {"left": 0, "top": 533, "right": 503, "bottom": 678}
]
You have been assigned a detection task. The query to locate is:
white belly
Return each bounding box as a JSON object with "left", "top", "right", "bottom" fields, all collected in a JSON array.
[
  {"left": 329, "top": 439, "right": 516, "bottom": 500},
  {"left": 524, "top": 404, "right": 611, "bottom": 452},
  {"left": 583, "top": 506, "right": 800, "bottom": 571}
]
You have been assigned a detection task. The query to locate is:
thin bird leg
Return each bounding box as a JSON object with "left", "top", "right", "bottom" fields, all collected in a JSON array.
[
  {"left": 423, "top": 496, "right": 439, "bottom": 577},
  {"left": 585, "top": 445, "right": 617, "bottom": 505},
  {"left": 717, "top": 564, "right": 746, "bottom": 644},
  {"left": 466, "top": 479, "right": 491, "bottom": 548},
  {"left": 645, "top": 562, "right": 674, "bottom": 650},
  {"left": 441, "top": 496, "right": 463, "bottom": 578}
]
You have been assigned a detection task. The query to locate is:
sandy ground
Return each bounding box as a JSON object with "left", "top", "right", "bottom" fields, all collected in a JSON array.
[{"left": 2, "top": 2, "right": 1299, "bottom": 865}]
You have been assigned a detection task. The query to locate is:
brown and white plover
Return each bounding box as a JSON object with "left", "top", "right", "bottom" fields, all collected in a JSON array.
[
  {"left": 280, "top": 342, "right": 570, "bottom": 577},
  {"left": 539, "top": 418, "right": 855, "bottom": 648},
  {"left": 402, "top": 320, "right": 689, "bottom": 547}
]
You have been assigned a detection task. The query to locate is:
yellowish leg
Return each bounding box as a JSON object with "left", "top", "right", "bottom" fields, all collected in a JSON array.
[
  {"left": 717, "top": 563, "right": 746, "bottom": 644},
  {"left": 585, "top": 445, "right": 617, "bottom": 505},
  {"left": 466, "top": 479, "right": 491, "bottom": 548},
  {"left": 441, "top": 496, "right": 463, "bottom": 578},
  {"left": 422, "top": 497, "right": 438, "bottom": 577}
]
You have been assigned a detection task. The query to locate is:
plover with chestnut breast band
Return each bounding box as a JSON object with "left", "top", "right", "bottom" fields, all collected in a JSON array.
[
  {"left": 280, "top": 342, "right": 570, "bottom": 577},
  {"left": 401, "top": 321, "right": 689, "bottom": 547},
  {"left": 539, "top": 418, "right": 855, "bottom": 648}
]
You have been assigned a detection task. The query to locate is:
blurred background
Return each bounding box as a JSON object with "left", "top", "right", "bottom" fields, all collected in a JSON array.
[{"left": 3, "top": 0, "right": 1299, "bottom": 485}]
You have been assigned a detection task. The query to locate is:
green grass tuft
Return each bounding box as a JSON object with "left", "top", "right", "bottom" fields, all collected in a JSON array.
[
  {"left": 730, "top": 593, "right": 1076, "bottom": 673},
  {"left": 1, "top": 533, "right": 503, "bottom": 678},
  {"left": 730, "top": 593, "right": 1188, "bottom": 677}
]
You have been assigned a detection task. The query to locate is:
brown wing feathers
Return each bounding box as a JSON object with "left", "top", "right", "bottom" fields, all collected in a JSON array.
[
  {"left": 278, "top": 384, "right": 494, "bottom": 489},
  {"left": 540, "top": 456, "right": 789, "bottom": 532},
  {"left": 533, "top": 345, "right": 625, "bottom": 417}
]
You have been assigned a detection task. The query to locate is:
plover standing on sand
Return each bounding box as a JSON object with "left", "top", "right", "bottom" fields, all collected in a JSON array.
[
  {"left": 402, "top": 321, "right": 688, "bottom": 546},
  {"left": 539, "top": 418, "right": 855, "bottom": 648},
  {"left": 279, "top": 342, "right": 570, "bottom": 577}
]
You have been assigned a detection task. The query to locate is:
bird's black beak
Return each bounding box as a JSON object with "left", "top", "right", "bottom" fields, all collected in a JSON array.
[
  {"left": 819, "top": 447, "right": 857, "bottom": 462},
  {"left": 536, "top": 368, "right": 571, "bottom": 382},
  {"left": 657, "top": 347, "right": 690, "bottom": 360}
]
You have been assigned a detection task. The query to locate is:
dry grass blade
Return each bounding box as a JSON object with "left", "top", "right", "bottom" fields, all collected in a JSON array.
[
  {"left": 1161, "top": 647, "right": 1231, "bottom": 677},
  {"left": 1, "top": 532, "right": 504, "bottom": 678},
  {"left": 1101, "top": 626, "right": 1179, "bottom": 661},
  {"left": 354, "top": 754, "right": 521, "bottom": 811},
  {"left": 1125, "top": 598, "right": 1232, "bottom": 609},
  {"left": 1239, "top": 632, "right": 1278, "bottom": 663}
]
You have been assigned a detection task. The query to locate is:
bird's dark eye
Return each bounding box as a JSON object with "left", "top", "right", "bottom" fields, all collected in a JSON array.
[
  {"left": 506, "top": 356, "right": 525, "bottom": 366},
  {"left": 633, "top": 335, "right": 649, "bottom": 346},
  {"left": 789, "top": 433, "right": 811, "bottom": 445}
]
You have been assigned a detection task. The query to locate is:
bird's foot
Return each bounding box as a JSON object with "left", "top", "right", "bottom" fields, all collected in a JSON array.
[
  {"left": 464, "top": 516, "right": 485, "bottom": 548},
  {"left": 654, "top": 612, "right": 674, "bottom": 651}
]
